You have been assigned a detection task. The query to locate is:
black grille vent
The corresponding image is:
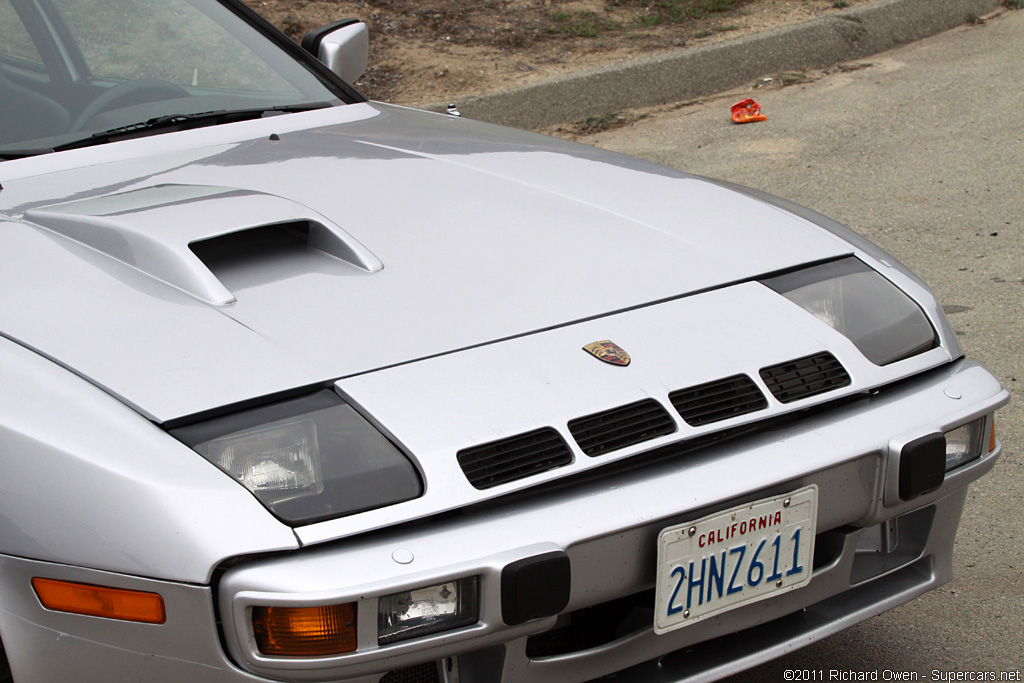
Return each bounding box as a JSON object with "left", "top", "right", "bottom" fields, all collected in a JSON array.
[
  {"left": 760, "top": 352, "right": 851, "bottom": 403},
  {"left": 669, "top": 374, "right": 768, "bottom": 426},
  {"left": 569, "top": 399, "right": 676, "bottom": 457},
  {"left": 380, "top": 662, "right": 440, "bottom": 683},
  {"left": 458, "top": 428, "right": 572, "bottom": 489}
]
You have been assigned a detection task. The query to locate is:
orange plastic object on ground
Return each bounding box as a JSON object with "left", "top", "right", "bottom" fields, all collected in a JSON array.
[{"left": 731, "top": 98, "right": 767, "bottom": 123}]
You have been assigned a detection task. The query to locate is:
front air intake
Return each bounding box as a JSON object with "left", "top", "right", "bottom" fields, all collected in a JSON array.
[
  {"left": 569, "top": 399, "right": 676, "bottom": 456},
  {"left": 458, "top": 428, "right": 573, "bottom": 489},
  {"left": 669, "top": 374, "right": 768, "bottom": 426},
  {"left": 760, "top": 352, "right": 851, "bottom": 403}
]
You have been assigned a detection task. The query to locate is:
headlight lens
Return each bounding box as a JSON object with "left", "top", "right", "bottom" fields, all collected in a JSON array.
[
  {"left": 208, "top": 419, "right": 323, "bottom": 500},
  {"left": 762, "top": 257, "right": 936, "bottom": 365},
  {"left": 378, "top": 577, "right": 479, "bottom": 645},
  {"left": 170, "top": 390, "right": 421, "bottom": 525},
  {"left": 944, "top": 418, "right": 987, "bottom": 471}
]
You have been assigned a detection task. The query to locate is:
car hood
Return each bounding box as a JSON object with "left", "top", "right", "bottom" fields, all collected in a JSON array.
[{"left": 0, "top": 103, "right": 851, "bottom": 422}]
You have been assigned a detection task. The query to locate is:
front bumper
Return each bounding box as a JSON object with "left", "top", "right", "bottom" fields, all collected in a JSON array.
[{"left": 0, "top": 360, "right": 1008, "bottom": 683}]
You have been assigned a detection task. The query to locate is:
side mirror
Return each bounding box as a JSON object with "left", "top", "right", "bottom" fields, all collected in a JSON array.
[{"left": 301, "top": 20, "right": 368, "bottom": 84}]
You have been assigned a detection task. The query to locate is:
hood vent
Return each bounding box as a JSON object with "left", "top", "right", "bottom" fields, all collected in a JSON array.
[
  {"left": 25, "top": 184, "right": 382, "bottom": 306},
  {"left": 190, "top": 221, "right": 311, "bottom": 270},
  {"left": 457, "top": 428, "right": 573, "bottom": 490},
  {"left": 670, "top": 374, "right": 768, "bottom": 426},
  {"left": 760, "top": 352, "right": 851, "bottom": 403},
  {"left": 569, "top": 399, "right": 676, "bottom": 457},
  {"left": 454, "top": 353, "right": 852, "bottom": 489}
]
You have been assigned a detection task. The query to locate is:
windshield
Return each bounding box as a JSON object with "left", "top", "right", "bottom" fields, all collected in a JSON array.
[{"left": 0, "top": 0, "right": 350, "bottom": 153}]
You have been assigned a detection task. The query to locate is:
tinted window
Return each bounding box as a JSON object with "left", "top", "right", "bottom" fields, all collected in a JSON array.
[
  {"left": 0, "top": 0, "right": 43, "bottom": 66},
  {"left": 1, "top": 0, "right": 352, "bottom": 152},
  {"left": 59, "top": 0, "right": 293, "bottom": 91}
]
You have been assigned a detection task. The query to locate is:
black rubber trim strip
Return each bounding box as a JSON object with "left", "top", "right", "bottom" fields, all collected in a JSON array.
[
  {"left": 159, "top": 382, "right": 333, "bottom": 431},
  {"left": 167, "top": 388, "right": 342, "bottom": 446}
]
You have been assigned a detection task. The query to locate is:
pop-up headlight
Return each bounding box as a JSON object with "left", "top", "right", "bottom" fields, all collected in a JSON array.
[
  {"left": 762, "top": 257, "right": 937, "bottom": 366},
  {"left": 170, "top": 390, "right": 421, "bottom": 525}
]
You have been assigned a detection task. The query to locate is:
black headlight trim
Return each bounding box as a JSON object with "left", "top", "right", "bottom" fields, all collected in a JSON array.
[
  {"left": 761, "top": 256, "right": 938, "bottom": 366},
  {"left": 168, "top": 389, "right": 423, "bottom": 526},
  {"left": 168, "top": 388, "right": 342, "bottom": 447}
]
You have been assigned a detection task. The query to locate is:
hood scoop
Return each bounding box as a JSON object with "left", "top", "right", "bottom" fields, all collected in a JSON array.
[{"left": 24, "top": 184, "right": 382, "bottom": 305}]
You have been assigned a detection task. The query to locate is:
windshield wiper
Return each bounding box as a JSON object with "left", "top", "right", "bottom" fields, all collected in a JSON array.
[
  {"left": 56, "top": 102, "right": 334, "bottom": 152},
  {"left": 8, "top": 102, "right": 333, "bottom": 156}
]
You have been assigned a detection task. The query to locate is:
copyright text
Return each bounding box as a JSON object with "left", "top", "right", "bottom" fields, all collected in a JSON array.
[{"left": 783, "top": 671, "right": 1022, "bottom": 682}]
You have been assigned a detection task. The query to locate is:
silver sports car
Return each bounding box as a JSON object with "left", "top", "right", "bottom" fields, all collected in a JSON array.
[{"left": 0, "top": 0, "right": 1009, "bottom": 681}]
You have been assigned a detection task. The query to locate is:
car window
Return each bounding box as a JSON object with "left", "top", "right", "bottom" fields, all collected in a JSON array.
[
  {"left": 1, "top": 0, "right": 353, "bottom": 153},
  {"left": 59, "top": 0, "right": 292, "bottom": 92},
  {"left": 0, "top": 0, "right": 44, "bottom": 67}
]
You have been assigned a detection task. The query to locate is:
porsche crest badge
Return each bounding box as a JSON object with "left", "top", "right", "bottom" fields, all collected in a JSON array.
[{"left": 583, "top": 340, "right": 631, "bottom": 366}]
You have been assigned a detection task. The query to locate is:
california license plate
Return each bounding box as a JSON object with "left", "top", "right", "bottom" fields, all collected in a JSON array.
[{"left": 654, "top": 485, "right": 817, "bottom": 634}]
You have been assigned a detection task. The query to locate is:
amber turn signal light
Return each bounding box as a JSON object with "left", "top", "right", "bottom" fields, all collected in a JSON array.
[
  {"left": 252, "top": 603, "right": 357, "bottom": 657},
  {"left": 32, "top": 577, "right": 165, "bottom": 624},
  {"left": 989, "top": 418, "right": 997, "bottom": 452}
]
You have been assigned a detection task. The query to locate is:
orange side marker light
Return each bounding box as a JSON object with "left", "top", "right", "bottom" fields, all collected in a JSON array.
[
  {"left": 731, "top": 98, "right": 767, "bottom": 124},
  {"left": 32, "top": 577, "right": 165, "bottom": 624}
]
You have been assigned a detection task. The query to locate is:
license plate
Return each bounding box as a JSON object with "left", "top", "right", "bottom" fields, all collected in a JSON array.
[{"left": 654, "top": 485, "right": 817, "bottom": 634}]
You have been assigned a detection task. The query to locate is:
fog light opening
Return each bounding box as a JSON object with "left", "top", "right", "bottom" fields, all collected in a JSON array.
[
  {"left": 378, "top": 577, "right": 478, "bottom": 645},
  {"left": 252, "top": 603, "right": 357, "bottom": 657},
  {"left": 943, "top": 417, "right": 987, "bottom": 472}
]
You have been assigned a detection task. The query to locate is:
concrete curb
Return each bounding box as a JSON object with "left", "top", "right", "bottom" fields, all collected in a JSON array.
[{"left": 425, "top": 0, "right": 1003, "bottom": 130}]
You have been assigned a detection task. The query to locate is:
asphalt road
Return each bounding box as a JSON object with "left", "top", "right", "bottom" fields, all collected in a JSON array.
[{"left": 581, "top": 8, "right": 1024, "bottom": 679}]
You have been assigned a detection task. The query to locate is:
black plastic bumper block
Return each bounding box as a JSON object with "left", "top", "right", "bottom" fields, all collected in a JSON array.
[{"left": 501, "top": 551, "right": 571, "bottom": 626}]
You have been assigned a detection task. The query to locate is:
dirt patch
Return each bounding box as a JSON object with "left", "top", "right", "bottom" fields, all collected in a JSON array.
[
  {"left": 541, "top": 59, "right": 872, "bottom": 138},
  {"left": 251, "top": 0, "right": 873, "bottom": 107}
]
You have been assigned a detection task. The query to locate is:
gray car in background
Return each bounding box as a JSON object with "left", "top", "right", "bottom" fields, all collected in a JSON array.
[{"left": 0, "top": 0, "right": 1009, "bottom": 681}]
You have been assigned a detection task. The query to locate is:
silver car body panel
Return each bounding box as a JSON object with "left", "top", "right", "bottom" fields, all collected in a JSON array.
[
  {"left": 305, "top": 281, "right": 952, "bottom": 546},
  {"left": 0, "top": 103, "right": 871, "bottom": 423},
  {"left": 0, "top": 554, "right": 256, "bottom": 683},
  {"left": 24, "top": 184, "right": 383, "bottom": 305},
  {"left": 0, "top": 334, "right": 299, "bottom": 584}
]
